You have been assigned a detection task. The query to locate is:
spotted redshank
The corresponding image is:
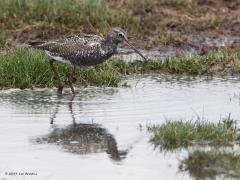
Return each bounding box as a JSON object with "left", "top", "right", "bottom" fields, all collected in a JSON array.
[{"left": 27, "top": 27, "right": 147, "bottom": 94}]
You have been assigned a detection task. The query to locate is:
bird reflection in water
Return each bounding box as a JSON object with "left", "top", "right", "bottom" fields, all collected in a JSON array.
[{"left": 37, "top": 94, "right": 128, "bottom": 161}]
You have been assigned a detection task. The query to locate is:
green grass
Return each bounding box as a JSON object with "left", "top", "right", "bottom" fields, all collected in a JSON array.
[
  {"left": 0, "top": 0, "right": 109, "bottom": 29},
  {"left": 0, "top": 0, "right": 184, "bottom": 33},
  {"left": 0, "top": 0, "right": 138, "bottom": 33},
  {"left": 0, "top": 49, "right": 120, "bottom": 89},
  {"left": 148, "top": 118, "right": 240, "bottom": 151},
  {"left": 112, "top": 48, "right": 240, "bottom": 75},
  {"left": 180, "top": 150, "right": 240, "bottom": 179},
  {"left": 0, "top": 48, "right": 239, "bottom": 89}
]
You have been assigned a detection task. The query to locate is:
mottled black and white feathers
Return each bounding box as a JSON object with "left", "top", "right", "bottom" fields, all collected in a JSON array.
[{"left": 27, "top": 28, "right": 127, "bottom": 66}]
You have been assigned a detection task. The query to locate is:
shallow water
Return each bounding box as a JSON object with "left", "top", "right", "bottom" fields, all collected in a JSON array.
[
  {"left": 116, "top": 47, "right": 179, "bottom": 61},
  {"left": 1, "top": 75, "right": 240, "bottom": 180}
]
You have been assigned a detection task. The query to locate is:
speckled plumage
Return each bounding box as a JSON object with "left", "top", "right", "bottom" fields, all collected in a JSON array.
[
  {"left": 28, "top": 28, "right": 123, "bottom": 66},
  {"left": 26, "top": 27, "right": 146, "bottom": 94}
]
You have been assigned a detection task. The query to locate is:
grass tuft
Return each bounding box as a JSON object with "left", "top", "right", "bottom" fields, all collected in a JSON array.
[
  {"left": 113, "top": 48, "right": 240, "bottom": 75},
  {"left": 0, "top": 48, "right": 120, "bottom": 89},
  {"left": 148, "top": 118, "right": 240, "bottom": 151}
]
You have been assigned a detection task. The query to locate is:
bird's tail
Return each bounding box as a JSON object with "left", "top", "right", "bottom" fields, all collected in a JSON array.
[{"left": 21, "top": 40, "right": 45, "bottom": 49}]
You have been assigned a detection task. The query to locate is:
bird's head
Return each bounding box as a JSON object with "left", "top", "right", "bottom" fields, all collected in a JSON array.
[
  {"left": 107, "top": 27, "right": 127, "bottom": 44},
  {"left": 106, "top": 27, "right": 147, "bottom": 61}
]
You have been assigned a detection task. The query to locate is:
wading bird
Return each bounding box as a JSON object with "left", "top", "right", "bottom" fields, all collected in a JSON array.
[{"left": 27, "top": 27, "right": 147, "bottom": 94}]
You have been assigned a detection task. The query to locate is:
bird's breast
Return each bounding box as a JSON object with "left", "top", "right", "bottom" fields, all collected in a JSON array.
[{"left": 71, "top": 47, "right": 114, "bottom": 66}]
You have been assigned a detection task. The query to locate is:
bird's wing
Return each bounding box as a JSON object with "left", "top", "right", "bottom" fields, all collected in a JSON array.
[
  {"left": 27, "top": 33, "right": 104, "bottom": 60},
  {"left": 57, "top": 33, "right": 104, "bottom": 45}
]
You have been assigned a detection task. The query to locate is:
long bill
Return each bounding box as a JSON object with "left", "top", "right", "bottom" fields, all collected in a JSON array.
[{"left": 124, "top": 38, "right": 147, "bottom": 61}]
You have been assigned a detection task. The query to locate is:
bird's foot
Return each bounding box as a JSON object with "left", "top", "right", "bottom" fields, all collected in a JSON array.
[
  {"left": 71, "top": 76, "right": 77, "bottom": 83},
  {"left": 66, "top": 72, "right": 77, "bottom": 83},
  {"left": 64, "top": 78, "right": 75, "bottom": 95},
  {"left": 69, "top": 84, "right": 75, "bottom": 94},
  {"left": 57, "top": 84, "right": 64, "bottom": 95},
  {"left": 53, "top": 75, "right": 59, "bottom": 81}
]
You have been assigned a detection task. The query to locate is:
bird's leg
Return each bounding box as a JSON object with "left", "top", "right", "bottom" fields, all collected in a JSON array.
[
  {"left": 49, "top": 59, "right": 64, "bottom": 95},
  {"left": 66, "top": 78, "right": 75, "bottom": 94},
  {"left": 64, "top": 66, "right": 77, "bottom": 95},
  {"left": 71, "top": 66, "right": 77, "bottom": 83}
]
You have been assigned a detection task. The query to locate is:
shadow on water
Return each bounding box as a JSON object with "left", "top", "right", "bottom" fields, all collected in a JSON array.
[
  {"left": 35, "top": 94, "right": 128, "bottom": 162},
  {"left": 0, "top": 88, "right": 118, "bottom": 113},
  {"left": 179, "top": 149, "right": 240, "bottom": 179}
]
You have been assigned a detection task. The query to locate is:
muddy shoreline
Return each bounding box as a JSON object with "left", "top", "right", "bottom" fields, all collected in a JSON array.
[{"left": 117, "top": 30, "right": 240, "bottom": 61}]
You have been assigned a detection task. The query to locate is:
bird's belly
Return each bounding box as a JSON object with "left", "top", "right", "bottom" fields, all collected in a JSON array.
[
  {"left": 78, "top": 56, "right": 107, "bottom": 66},
  {"left": 45, "top": 49, "right": 114, "bottom": 67},
  {"left": 74, "top": 51, "right": 113, "bottom": 66},
  {"left": 45, "top": 51, "right": 72, "bottom": 65}
]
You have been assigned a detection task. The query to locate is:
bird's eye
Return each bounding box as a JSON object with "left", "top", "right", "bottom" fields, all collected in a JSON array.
[{"left": 118, "top": 33, "right": 124, "bottom": 38}]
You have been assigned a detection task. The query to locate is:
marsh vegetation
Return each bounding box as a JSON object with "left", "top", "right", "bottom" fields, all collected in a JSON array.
[
  {"left": 0, "top": 0, "right": 239, "bottom": 89},
  {"left": 0, "top": 48, "right": 239, "bottom": 89},
  {"left": 148, "top": 117, "right": 240, "bottom": 151},
  {"left": 148, "top": 116, "right": 240, "bottom": 178}
]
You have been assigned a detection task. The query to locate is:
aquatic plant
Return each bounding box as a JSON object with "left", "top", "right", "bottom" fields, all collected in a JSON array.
[{"left": 148, "top": 117, "right": 240, "bottom": 151}]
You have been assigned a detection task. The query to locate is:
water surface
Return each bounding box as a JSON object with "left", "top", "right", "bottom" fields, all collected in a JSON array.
[{"left": 1, "top": 75, "right": 240, "bottom": 180}]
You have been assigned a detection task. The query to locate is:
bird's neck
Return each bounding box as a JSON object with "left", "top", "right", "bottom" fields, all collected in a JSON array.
[{"left": 101, "top": 38, "right": 118, "bottom": 54}]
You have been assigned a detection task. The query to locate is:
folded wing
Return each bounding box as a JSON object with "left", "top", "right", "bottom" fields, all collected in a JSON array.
[{"left": 27, "top": 33, "right": 105, "bottom": 65}]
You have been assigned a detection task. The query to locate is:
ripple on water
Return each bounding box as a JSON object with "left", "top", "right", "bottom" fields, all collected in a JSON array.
[{"left": 1, "top": 74, "right": 240, "bottom": 180}]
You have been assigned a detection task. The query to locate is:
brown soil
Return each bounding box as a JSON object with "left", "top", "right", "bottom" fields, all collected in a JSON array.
[{"left": 1, "top": 0, "right": 240, "bottom": 53}]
